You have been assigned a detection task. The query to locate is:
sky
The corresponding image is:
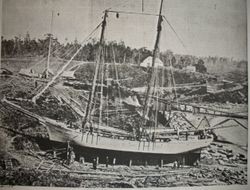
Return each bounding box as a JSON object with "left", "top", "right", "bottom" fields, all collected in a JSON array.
[{"left": 2, "top": 0, "right": 247, "bottom": 60}]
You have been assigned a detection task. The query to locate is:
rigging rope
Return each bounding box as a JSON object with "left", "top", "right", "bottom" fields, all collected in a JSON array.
[
  {"left": 105, "top": 0, "right": 130, "bottom": 12},
  {"left": 161, "top": 19, "right": 179, "bottom": 104},
  {"left": 111, "top": 45, "right": 123, "bottom": 113},
  {"left": 59, "top": 43, "right": 80, "bottom": 60},
  {"left": 107, "top": 10, "right": 159, "bottom": 17},
  {"left": 101, "top": 45, "right": 108, "bottom": 127},
  {"left": 32, "top": 21, "right": 103, "bottom": 103},
  {"left": 98, "top": 51, "right": 105, "bottom": 132},
  {"left": 30, "top": 42, "right": 65, "bottom": 69},
  {"left": 144, "top": 64, "right": 158, "bottom": 126},
  {"left": 106, "top": 60, "right": 109, "bottom": 128},
  {"left": 154, "top": 69, "right": 160, "bottom": 132},
  {"left": 32, "top": 40, "right": 82, "bottom": 71},
  {"left": 169, "top": 58, "right": 178, "bottom": 104},
  {"left": 162, "top": 15, "right": 188, "bottom": 53}
]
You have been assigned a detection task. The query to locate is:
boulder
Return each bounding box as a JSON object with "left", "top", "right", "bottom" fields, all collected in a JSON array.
[{"left": 208, "top": 149, "right": 216, "bottom": 153}]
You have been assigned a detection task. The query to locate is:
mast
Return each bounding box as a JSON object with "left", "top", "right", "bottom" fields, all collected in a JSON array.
[
  {"left": 142, "top": 0, "right": 164, "bottom": 123},
  {"left": 46, "top": 11, "right": 54, "bottom": 78},
  {"left": 84, "top": 10, "right": 108, "bottom": 122}
]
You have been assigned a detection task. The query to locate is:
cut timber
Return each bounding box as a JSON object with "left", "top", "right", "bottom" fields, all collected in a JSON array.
[
  {"left": 32, "top": 42, "right": 86, "bottom": 103},
  {"left": 58, "top": 93, "right": 85, "bottom": 117},
  {"left": 109, "top": 181, "right": 136, "bottom": 188}
]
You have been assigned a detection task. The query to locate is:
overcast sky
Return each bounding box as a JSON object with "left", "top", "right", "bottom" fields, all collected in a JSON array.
[{"left": 2, "top": 0, "right": 247, "bottom": 60}]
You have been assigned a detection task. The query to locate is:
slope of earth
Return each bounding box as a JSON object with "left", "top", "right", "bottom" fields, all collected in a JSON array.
[
  {"left": 1, "top": 57, "right": 84, "bottom": 74},
  {"left": 0, "top": 56, "right": 248, "bottom": 187}
]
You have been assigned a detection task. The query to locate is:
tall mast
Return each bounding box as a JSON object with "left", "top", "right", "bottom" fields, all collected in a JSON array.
[
  {"left": 84, "top": 10, "right": 108, "bottom": 122},
  {"left": 46, "top": 11, "right": 54, "bottom": 78},
  {"left": 142, "top": 0, "right": 164, "bottom": 122}
]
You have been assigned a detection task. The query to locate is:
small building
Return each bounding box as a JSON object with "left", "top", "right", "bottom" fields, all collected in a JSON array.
[
  {"left": 221, "top": 79, "right": 234, "bottom": 89},
  {"left": 0, "top": 68, "right": 12, "bottom": 75},
  {"left": 123, "top": 95, "right": 141, "bottom": 107},
  {"left": 41, "top": 69, "right": 54, "bottom": 78},
  {"left": 140, "top": 56, "right": 163, "bottom": 68},
  {"left": 185, "top": 65, "right": 196, "bottom": 72},
  {"left": 206, "top": 82, "right": 224, "bottom": 94},
  {"left": 19, "top": 68, "right": 39, "bottom": 78},
  {"left": 61, "top": 71, "right": 76, "bottom": 80}
]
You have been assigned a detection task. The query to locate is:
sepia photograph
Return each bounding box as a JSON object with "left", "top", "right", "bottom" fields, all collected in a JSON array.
[{"left": 0, "top": 0, "right": 248, "bottom": 188}]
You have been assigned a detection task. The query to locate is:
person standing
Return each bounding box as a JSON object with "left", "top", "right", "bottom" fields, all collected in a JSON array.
[
  {"left": 139, "top": 126, "right": 143, "bottom": 140},
  {"left": 70, "top": 149, "right": 75, "bottom": 164},
  {"left": 176, "top": 127, "right": 180, "bottom": 140},
  {"left": 66, "top": 141, "right": 71, "bottom": 165},
  {"left": 151, "top": 131, "right": 155, "bottom": 142},
  {"left": 89, "top": 121, "right": 93, "bottom": 135},
  {"left": 185, "top": 132, "right": 188, "bottom": 140},
  {"left": 105, "top": 156, "right": 109, "bottom": 168},
  {"left": 93, "top": 158, "right": 97, "bottom": 170},
  {"left": 82, "top": 119, "right": 91, "bottom": 133},
  {"left": 112, "top": 158, "right": 116, "bottom": 166}
]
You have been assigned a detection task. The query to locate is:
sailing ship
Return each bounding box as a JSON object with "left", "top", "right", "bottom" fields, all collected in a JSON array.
[{"left": 2, "top": 0, "right": 214, "bottom": 165}]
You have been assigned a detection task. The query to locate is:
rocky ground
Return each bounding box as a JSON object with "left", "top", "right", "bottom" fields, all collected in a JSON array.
[{"left": 0, "top": 125, "right": 248, "bottom": 188}]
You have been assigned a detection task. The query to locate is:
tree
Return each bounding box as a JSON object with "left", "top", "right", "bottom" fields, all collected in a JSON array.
[
  {"left": 195, "top": 59, "right": 207, "bottom": 73},
  {"left": 171, "top": 56, "right": 176, "bottom": 66},
  {"left": 160, "top": 50, "right": 173, "bottom": 67}
]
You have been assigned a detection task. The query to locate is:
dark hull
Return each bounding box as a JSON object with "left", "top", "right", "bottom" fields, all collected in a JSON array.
[
  {"left": 76, "top": 144, "right": 201, "bottom": 166},
  {"left": 50, "top": 140, "right": 201, "bottom": 166}
]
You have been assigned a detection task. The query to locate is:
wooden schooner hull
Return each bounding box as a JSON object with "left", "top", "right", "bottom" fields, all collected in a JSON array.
[
  {"left": 46, "top": 124, "right": 213, "bottom": 165},
  {"left": 2, "top": 95, "right": 213, "bottom": 165}
]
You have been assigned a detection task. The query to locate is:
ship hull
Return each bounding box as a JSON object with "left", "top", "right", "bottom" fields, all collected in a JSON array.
[
  {"left": 64, "top": 142, "right": 201, "bottom": 166},
  {"left": 46, "top": 124, "right": 213, "bottom": 165}
]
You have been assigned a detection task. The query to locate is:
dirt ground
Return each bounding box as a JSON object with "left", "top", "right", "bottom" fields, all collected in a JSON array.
[{"left": 0, "top": 126, "right": 247, "bottom": 187}]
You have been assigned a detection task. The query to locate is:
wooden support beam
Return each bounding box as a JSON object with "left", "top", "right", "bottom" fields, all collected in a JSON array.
[
  {"left": 160, "top": 159, "right": 163, "bottom": 167},
  {"left": 79, "top": 157, "right": 85, "bottom": 164},
  {"left": 112, "top": 158, "right": 116, "bottom": 166},
  {"left": 96, "top": 156, "right": 99, "bottom": 165},
  {"left": 129, "top": 159, "right": 132, "bottom": 167},
  {"left": 182, "top": 156, "right": 186, "bottom": 166}
]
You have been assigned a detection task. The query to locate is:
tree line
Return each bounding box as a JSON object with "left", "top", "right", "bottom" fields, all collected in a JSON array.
[
  {"left": 1, "top": 33, "right": 151, "bottom": 63},
  {"left": 2, "top": 32, "right": 246, "bottom": 74}
]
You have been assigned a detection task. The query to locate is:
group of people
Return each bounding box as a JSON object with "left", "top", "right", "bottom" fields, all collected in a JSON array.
[
  {"left": 82, "top": 120, "right": 93, "bottom": 134},
  {"left": 92, "top": 156, "right": 115, "bottom": 170},
  {"left": 135, "top": 127, "right": 156, "bottom": 142}
]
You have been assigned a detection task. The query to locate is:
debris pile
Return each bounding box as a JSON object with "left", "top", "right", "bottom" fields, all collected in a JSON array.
[
  {"left": 0, "top": 168, "right": 81, "bottom": 187},
  {"left": 202, "top": 88, "right": 247, "bottom": 104},
  {"left": 201, "top": 142, "right": 247, "bottom": 166},
  {"left": 11, "top": 136, "right": 40, "bottom": 151},
  {"left": 0, "top": 162, "right": 247, "bottom": 187}
]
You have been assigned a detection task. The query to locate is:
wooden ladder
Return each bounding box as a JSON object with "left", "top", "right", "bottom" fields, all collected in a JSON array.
[{"left": 36, "top": 160, "right": 55, "bottom": 172}]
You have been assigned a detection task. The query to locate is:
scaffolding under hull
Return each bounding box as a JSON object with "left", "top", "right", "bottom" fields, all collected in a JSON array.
[{"left": 46, "top": 124, "right": 213, "bottom": 166}]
